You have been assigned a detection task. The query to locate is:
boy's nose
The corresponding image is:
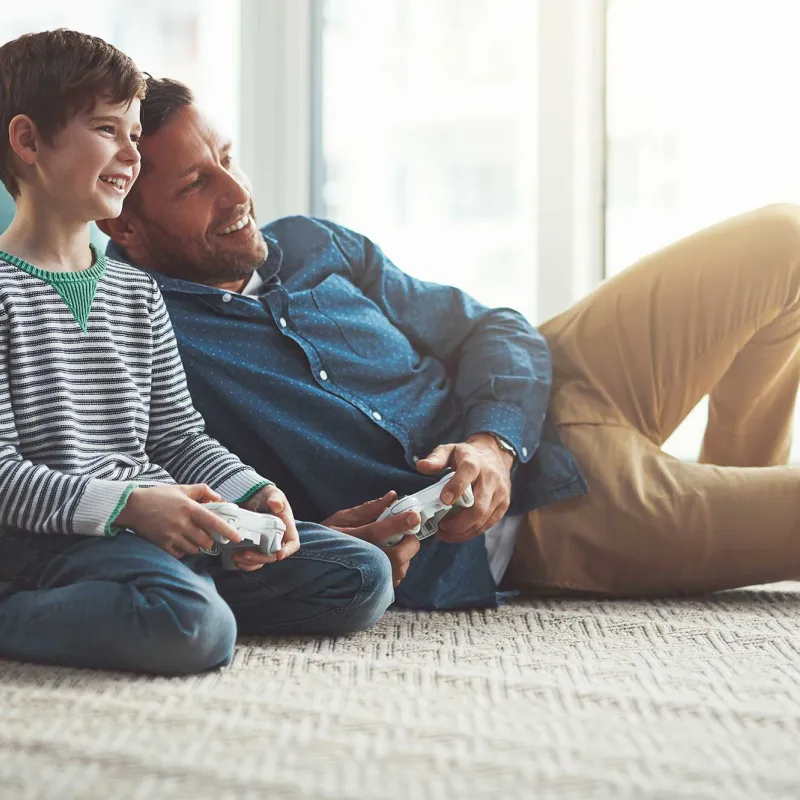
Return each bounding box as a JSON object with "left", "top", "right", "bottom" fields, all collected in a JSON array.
[{"left": 120, "top": 142, "right": 140, "bottom": 165}]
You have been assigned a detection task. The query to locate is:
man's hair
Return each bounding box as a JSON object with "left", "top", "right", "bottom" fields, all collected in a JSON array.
[
  {"left": 124, "top": 75, "right": 194, "bottom": 214},
  {"left": 0, "top": 29, "right": 146, "bottom": 198},
  {"left": 139, "top": 75, "right": 194, "bottom": 138}
]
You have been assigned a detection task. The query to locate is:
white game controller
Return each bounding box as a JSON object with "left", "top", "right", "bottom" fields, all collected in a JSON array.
[
  {"left": 379, "top": 473, "right": 474, "bottom": 547},
  {"left": 201, "top": 502, "right": 286, "bottom": 570}
]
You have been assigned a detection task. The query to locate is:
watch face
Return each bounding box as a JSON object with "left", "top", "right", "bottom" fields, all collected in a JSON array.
[{"left": 495, "top": 436, "right": 515, "bottom": 455}]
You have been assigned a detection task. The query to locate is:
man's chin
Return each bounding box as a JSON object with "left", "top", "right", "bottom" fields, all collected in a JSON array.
[{"left": 207, "top": 244, "right": 267, "bottom": 281}]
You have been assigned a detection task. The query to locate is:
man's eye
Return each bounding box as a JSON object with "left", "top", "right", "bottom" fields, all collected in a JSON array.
[
  {"left": 222, "top": 154, "right": 232, "bottom": 167},
  {"left": 182, "top": 178, "right": 202, "bottom": 193}
]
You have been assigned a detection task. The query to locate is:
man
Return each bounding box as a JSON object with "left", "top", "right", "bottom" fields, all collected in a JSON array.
[{"left": 101, "top": 77, "right": 800, "bottom": 610}]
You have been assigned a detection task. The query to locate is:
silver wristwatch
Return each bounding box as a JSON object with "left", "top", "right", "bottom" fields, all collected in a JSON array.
[{"left": 488, "top": 433, "right": 518, "bottom": 467}]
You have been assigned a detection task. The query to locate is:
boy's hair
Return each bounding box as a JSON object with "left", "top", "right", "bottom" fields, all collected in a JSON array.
[{"left": 0, "top": 29, "right": 147, "bottom": 198}]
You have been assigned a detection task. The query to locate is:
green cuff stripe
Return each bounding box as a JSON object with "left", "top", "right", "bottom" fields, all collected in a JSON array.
[
  {"left": 104, "top": 483, "right": 137, "bottom": 536},
  {"left": 233, "top": 480, "right": 273, "bottom": 505}
]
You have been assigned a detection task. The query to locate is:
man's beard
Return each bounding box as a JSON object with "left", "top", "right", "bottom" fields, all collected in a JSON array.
[{"left": 137, "top": 213, "right": 267, "bottom": 285}]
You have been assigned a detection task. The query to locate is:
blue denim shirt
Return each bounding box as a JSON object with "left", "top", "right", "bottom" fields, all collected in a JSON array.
[{"left": 108, "top": 216, "right": 587, "bottom": 609}]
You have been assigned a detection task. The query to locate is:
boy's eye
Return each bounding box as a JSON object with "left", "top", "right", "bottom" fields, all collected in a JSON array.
[{"left": 98, "top": 125, "right": 114, "bottom": 134}]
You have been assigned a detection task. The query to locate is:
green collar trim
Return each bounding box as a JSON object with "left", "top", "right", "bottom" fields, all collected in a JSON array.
[
  {"left": 0, "top": 244, "right": 105, "bottom": 332},
  {"left": 0, "top": 244, "right": 106, "bottom": 283}
]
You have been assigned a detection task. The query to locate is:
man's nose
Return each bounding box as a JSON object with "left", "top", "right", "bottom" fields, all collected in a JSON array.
[{"left": 218, "top": 169, "right": 250, "bottom": 207}]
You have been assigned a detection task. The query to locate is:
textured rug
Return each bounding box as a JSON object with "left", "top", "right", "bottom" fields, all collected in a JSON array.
[{"left": 2, "top": 585, "right": 800, "bottom": 800}]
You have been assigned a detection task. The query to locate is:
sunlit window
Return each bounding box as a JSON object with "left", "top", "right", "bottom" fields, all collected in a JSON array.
[
  {"left": 319, "top": 0, "right": 539, "bottom": 321},
  {"left": 606, "top": 0, "right": 800, "bottom": 461},
  {"left": 0, "top": 0, "right": 240, "bottom": 153}
]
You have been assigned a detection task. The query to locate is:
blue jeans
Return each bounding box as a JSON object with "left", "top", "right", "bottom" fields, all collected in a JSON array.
[{"left": 0, "top": 523, "right": 394, "bottom": 676}]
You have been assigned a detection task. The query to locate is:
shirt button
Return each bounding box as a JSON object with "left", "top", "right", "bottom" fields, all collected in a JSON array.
[
  {"left": 319, "top": 370, "right": 328, "bottom": 381},
  {"left": 372, "top": 411, "right": 382, "bottom": 421},
  {"left": 522, "top": 447, "right": 528, "bottom": 458},
  {"left": 222, "top": 293, "right": 232, "bottom": 303},
  {"left": 412, "top": 455, "right": 420, "bottom": 464},
  {"left": 279, "top": 317, "right": 287, "bottom": 328}
]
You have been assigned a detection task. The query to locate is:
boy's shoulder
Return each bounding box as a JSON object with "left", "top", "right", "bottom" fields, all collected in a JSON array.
[
  {"left": 103, "top": 255, "right": 156, "bottom": 283},
  {"left": 102, "top": 256, "right": 159, "bottom": 293}
]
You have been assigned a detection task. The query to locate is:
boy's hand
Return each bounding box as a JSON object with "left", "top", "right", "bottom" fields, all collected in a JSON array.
[
  {"left": 238, "top": 484, "right": 301, "bottom": 567},
  {"left": 113, "top": 484, "right": 243, "bottom": 559},
  {"left": 322, "top": 492, "right": 422, "bottom": 587}
]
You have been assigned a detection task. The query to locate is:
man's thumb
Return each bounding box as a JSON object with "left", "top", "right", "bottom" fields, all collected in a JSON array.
[{"left": 416, "top": 445, "right": 451, "bottom": 473}]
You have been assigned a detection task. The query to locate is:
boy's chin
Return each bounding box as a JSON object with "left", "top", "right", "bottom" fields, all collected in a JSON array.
[{"left": 93, "top": 199, "right": 124, "bottom": 222}]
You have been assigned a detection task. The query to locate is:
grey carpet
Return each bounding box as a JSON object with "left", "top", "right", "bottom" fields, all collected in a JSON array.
[{"left": 2, "top": 585, "right": 800, "bottom": 799}]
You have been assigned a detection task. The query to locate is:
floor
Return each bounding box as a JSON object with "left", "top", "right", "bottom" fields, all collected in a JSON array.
[{"left": 2, "top": 585, "right": 800, "bottom": 799}]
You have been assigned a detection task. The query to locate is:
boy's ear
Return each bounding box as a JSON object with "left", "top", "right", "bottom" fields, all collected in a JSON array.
[{"left": 8, "top": 115, "right": 40, "bottom": 165}]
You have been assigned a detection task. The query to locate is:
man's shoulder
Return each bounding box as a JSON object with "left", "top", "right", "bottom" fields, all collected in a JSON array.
[
  {"left": 262, "top": 216, "right": 370, "bottom": 284},
  {"left": 261, "top": 215, "right": 361, "bottom": 252}
]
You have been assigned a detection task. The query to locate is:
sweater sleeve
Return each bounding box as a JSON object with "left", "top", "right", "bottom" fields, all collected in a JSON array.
[
  {"left": 144, "top": 282, "right": 271, "bottom": 502},
  {"left": 0, "top": 306, "right": 134, "bottom": 536}
]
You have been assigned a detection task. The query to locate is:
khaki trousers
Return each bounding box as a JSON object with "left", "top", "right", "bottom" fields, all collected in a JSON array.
[{"left": 506, "top": 204, "right": 800, "bottom": 596}]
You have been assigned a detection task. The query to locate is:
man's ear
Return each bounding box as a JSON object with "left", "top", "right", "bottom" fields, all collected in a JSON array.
[
  {"left": 97, "top": 208, "right": 145, "bottom": 256},
  {"left": 8, "top": 114, "right": 39, "bottom": 166}
]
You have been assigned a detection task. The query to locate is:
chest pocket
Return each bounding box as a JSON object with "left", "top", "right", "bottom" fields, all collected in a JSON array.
[{"left": 311, "top": 273, "right": 404, "bottom": 360}]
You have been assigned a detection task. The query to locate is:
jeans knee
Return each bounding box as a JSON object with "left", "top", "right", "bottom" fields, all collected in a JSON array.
[
  {"left": 138, "top": 582, "right": 237, "bottom": 675},
  {"left": 340, "top": 544, "right": 394, "bottom": 633}
]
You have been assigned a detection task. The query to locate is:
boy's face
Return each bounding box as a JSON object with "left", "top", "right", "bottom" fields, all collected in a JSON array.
[{"left": 34, "top": 96, "right": 141, "bottom": 222}]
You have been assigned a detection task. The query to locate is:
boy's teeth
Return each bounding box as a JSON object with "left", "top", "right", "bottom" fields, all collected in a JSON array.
[{"left": 100, "top": 176, "right": 125, "bottom": 189}]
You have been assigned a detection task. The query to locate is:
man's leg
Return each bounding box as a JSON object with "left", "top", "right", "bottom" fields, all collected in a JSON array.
[
  {"left": 207, "top": 522, "right": 394, "bottom": 637},
  {"left": 508, "top": 204, "right": 800, "bottom": 595},
  {"left": 0, "top": 532, "right": 237, "bottom": 675}
]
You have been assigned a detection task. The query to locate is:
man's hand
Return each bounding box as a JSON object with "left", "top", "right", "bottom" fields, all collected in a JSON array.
[
  {"left": 322, "top": 492, "right": 421, "bottom": 587},
  {"left": 236, "top": 484, "right": 301, "bottom": 571},
  {"left": 415, "top": 433, "right": 513, "bottom": 544}
]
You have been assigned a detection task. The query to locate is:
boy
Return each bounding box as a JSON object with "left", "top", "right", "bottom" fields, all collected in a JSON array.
[{"left": 0, "top": 30, "right": 393, "bottom": 674}]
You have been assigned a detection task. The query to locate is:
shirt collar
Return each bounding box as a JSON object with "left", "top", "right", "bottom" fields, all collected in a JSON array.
[{"left": 106, "top": 229, "right": 283, "bottom": 295}]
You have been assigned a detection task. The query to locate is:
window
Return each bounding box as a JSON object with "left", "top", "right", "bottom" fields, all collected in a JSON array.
[
  {"left": 0, "top": 0, "right": 241, "bottom": 151},
  {"left": 318, "top": 0, "right": 539, "bottom": 320},
  {"left": 606, "top": 0, "right": 800, "bottom": 461}
]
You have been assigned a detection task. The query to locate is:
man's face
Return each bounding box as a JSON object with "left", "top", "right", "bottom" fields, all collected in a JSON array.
[{"left": 125, "top": 105, "right": 266, "bottom": 283}]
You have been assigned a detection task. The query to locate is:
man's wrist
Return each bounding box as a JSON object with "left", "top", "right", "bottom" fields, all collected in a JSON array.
[{"left": 467, "top": 432, "right": 517, "bottom": 470}]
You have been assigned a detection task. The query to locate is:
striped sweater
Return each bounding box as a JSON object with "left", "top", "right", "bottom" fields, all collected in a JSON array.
[{"left": 0, "top": 247, "right": 269, "bottom": 537}]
